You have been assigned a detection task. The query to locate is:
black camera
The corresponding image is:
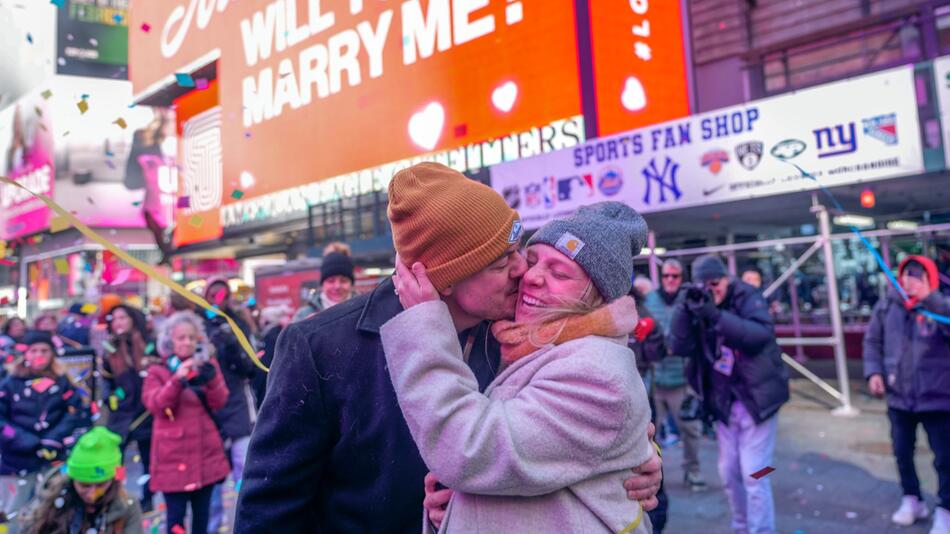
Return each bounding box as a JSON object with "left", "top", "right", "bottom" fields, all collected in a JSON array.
[{"left": 684, "top": 282, "right": 711, "bottom": 303}]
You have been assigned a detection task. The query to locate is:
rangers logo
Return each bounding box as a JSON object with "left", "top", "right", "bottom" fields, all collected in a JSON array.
[
  {"left": 862, "top": 113, "right": 897, "bottom": 145},
  {"left": 735, "top": 141, "right": 763, "bottom": 170}
]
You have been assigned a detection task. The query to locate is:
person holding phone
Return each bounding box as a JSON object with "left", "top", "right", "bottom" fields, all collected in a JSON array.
[{"left": 143, "top": 311, "right": 230, "bottom": 534}]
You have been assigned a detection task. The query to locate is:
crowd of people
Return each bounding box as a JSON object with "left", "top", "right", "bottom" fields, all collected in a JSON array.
[{"left": 0, "top": 162, "right": 947, "bottom": 534}]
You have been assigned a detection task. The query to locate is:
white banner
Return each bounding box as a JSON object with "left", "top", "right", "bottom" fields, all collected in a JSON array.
[{"left": 491, "top": 66, "right": 924, "bottom": 229}]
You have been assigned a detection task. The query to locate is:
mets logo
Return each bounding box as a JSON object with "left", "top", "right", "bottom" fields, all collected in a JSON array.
[
  {"left": 597, "top": 167, "right": 624, "bottom": 196},
  {"left": 862, "top": 113, "right": 897, "bottom": 145},
  {"left": 701, "top": 150, "right": 729, "bottom": 174},
  {"left": 735, "top": 141, "right": 763, "bottom": 170}
]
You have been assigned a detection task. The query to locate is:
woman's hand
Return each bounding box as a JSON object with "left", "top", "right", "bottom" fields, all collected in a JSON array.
[
  {"left": 174, "top": 358, "right": 195, "bottom": 381},
  {"left": 423, "top": 472, "right": 453, "bottom": 530},
  {"left": 393, "top": 257, "right": 440, "bottom": 310}
]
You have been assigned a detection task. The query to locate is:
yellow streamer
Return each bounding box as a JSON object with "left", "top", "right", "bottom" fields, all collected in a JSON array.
[
  {"left": 0, "top": 175, "right": 268, "bottom": 372},
  {"left": 617, "top": 505, "right": 644, "bottom": 534}
]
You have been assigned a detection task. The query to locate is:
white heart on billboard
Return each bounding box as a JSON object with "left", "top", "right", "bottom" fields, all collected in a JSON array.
[
  {"left": 240, "top": 171, "right": 255, "bottom": 189},
  {"left": 492, "top": 81, "right": 518, "bottom": 113},
  {"left": 408, "top": 102, "right": 445, "bottom": 151},
  {"left": 621, "top": 76, "right": 647, "bottom": 112}
]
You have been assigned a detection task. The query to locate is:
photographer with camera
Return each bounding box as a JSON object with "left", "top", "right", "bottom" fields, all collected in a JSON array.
[{"left": 670, "top": 255, "right": 789, "bottom": 534}]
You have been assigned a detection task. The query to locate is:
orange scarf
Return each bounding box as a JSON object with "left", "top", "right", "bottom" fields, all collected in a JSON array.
[{"left": 491, "top": 296, "right": 638, "bottom": 365}]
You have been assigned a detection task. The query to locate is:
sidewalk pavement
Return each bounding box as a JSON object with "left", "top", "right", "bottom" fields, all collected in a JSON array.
[{"left": 660, "top": 379, "right": 939, "bottom": 533}]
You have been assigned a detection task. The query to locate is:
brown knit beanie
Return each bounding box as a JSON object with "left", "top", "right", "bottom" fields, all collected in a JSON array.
[{"left": 388, "top": 162, "right": 522, "bottom": 291}]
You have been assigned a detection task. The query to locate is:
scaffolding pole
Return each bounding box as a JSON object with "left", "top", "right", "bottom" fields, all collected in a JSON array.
[{"left": 813, "top": 197, "right": 859, "bottom": 417}]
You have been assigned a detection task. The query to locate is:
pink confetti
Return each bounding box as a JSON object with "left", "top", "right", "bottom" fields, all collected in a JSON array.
[
  {"left": 196, "top": 78, "right": 209, "bottom": 90},
  {"left": 141, "top": 22, "right": 151, "bottom": 32}
]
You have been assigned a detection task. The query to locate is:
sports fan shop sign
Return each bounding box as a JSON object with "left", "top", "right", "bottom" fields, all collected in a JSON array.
[{"left": 491, "top": 66, "right": 924, "bottom": 229}]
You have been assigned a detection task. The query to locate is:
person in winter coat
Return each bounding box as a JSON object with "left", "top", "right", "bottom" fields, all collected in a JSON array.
[
  {"left": 863, "top": 255, "right": 950, "bottom": 534},
  {"left": 629, "top": 286, "right": 670, "bottom": 533},
  {"left": 670, "top": 254, "right": 789, "bottom": 534},
  {"left": 202, "top": 279, "right": 258, "bottom": 532},
  {"left": 235, "top": 163, "right": 663, "bottom": 533},
  {"left": 22, "top": 426, "right": 143, "bottom": 534},
  {"left": 100, "top": 304, "right": 157, "bottom": 512},
  {"left": 1, "top": 317, "right": 27, "bottom": 350},
  {"left": 644, "top": 258, "right": 706, "bottom": 490},
  {"left": 143, "top": 311, "right": 229, "bottom": 534},
  {"left": 292, "top": 250, "right": 359, "bottom": 322},
  {"left": 250, "top": 306, "right": 292, "bottom": 409},
  {"left": 0, "top": 330, "right": 90, "bottom": 525},
  {"left": 382, "top": 202, "right": 654, "bottom": 533}
]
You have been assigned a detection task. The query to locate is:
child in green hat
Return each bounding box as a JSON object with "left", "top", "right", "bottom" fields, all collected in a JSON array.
[{"left": 21, "top": 426, "right": 143, "bottom": 534}]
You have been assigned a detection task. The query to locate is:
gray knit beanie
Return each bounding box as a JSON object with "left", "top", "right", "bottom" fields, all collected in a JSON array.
[
  {"left": 528, "top": 202, "right": 648, "bottom": 301},
  {"left": 691, "top": 254, "right": 728, "bottom": 283}
]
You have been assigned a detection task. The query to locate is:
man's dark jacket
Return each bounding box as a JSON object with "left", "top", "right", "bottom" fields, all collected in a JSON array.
[
  {"left": 234, "top": 279, "right": 499, "bottom": 533},
  {"left": 670, "top": 280, "right": 789, "bottom": 425}
]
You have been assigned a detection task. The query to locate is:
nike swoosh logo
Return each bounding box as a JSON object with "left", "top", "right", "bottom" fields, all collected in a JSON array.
[{"left": 703, "top": 184, "right": 726, "bottom": 196}]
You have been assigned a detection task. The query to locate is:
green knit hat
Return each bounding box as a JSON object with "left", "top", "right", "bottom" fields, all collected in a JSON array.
[{"left": 66, "top": 427, "right": 122, "bottom": 483}]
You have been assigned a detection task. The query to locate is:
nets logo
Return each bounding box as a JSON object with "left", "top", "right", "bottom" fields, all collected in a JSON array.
[
  {"left": 735, "top": 141, "right": 763, "bottom": 170},
  {"left": 597, "top": 167, "right": 623, "bottom": 196},
  {"left": 862, "top": 113, "right": 897, "bottom": 145}
]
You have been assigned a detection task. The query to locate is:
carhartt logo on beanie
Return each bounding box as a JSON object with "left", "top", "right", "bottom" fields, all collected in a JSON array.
[{"left": 388, "top": 162, "right": 520, "bottom": 291}]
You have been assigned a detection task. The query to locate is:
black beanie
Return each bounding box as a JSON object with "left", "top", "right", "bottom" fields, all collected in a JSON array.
[
  {"left": 321, "top": 252, "right": 355, "bottom": 283},
  {"left": 23, "top": 330, "right": 55, "bottom": 351},
  {"left": 692, "top": 254, "right": 728, "bottom": 283}
]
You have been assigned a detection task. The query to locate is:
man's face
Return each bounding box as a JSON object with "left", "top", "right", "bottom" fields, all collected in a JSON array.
[
  {"left": 742, "top": 270, "right": 762, "bottom": 289},
  {"left": 661, "top": 265, "right": 683, "bottom": 294},
  {"left": 322, "top": 275, "right": 353, "bottom": 304},
  {"left": 900, "top": 271, "right": 931, "bottom": 299},
  {"left": 448, "top": 242, "right": 527, "bottom": 322},
  {"left": 706, "top": 276, "right": 730, "bottom": 305}
]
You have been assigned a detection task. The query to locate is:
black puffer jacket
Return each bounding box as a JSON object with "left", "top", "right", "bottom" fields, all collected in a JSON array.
[
  {"left": 670, "top": 280, "right": 789, "bottom": 425},
  {"left": 101, "top": 332, "right": 157, "bottom": 444},
  {"left": 0, "top": 372, "right": 90, "bottom": 475},
  {"left": 205, "top": 313, "right": 258, "bottom": 441}
]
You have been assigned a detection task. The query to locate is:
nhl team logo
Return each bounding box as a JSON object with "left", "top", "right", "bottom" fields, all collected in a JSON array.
[
  {"left": 862, "top": 113, "right": 898, "bottom": 145},
  {"left": 735, "top": 141, "right": 763, "bottom": 170},
  {"left": 502, "top": 185, "right": 520, "bottom": 209}
]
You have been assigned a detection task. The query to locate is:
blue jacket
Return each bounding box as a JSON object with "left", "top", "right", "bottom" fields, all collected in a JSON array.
[
  {"left": 644, "top": 289, "right": 687, "bottom": 389},
  {"left": 863, "top": 288, "right": 950, "bottom": 412},
  {"left": 670, "top": 280, "right": 789, "bottom": 425},
  {"left": 235, "top": 279, "right": 500, "bottom": 533}
]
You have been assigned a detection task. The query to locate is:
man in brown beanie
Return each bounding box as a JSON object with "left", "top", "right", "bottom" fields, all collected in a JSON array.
[{"left": 235, "top": 162, "right": 662, "bottom": 533}]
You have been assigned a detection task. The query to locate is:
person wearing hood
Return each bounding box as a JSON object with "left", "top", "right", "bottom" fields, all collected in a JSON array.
[
  {"left": 292, "top": 251, "right": 359, "bottom": 322},
  {"left": 21, "top": 426, "right": 143, "bottom": 534},
  {"left": 864, "top": 255, "right": 950, "bottom": 534},
  {"left": 0, "top": 330, "right": 90, "bottom": 528},
  {"left": 202, "top": 278, "right": 258, "bottom": 533}
]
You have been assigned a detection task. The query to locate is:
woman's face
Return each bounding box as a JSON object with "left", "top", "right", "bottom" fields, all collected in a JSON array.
[
  {"left": 35, "top": 315, "right": 56, "bottom": 333},
  {"left": 25, "top": 343, "right": 53, "bottom": 370},
  {"left": 73, "top": 479, "right": 112, "bottom": 505},
  {"left": 171, "top": 322, "right": 198, "bottom": 359},
  {"left": 516, "top": 244, "right": 594, "bottom": 323},
  {"left": 6, "top": 318, "right": 26, "bottom": 338},
  {"left": 110, "top": 308, "right": 133, "bottom": 335}
]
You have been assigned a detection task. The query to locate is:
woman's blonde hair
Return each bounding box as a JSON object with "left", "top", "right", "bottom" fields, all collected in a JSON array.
[{"left": 523, "top": 279, "right": 605, "bottom": 350}]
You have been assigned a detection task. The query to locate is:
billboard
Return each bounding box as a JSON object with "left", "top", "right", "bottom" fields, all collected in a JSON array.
[
  {"left": 56, "top": 0, "right": 130, "bottom": 79},
  {"left": 0, "top": 77, "right": 177, "bottom": 240},
  {"left": 0, "top": 2, "right": 57, "bottom": 110},
  {"left": 491, "top": 66, "right": 925, "bottom": 229},
  {"left": 588, "top": 0, "right": 690, "bottom": 136},
  {"left": 0, "top": 90, "right": 55, "bottom": 240}
]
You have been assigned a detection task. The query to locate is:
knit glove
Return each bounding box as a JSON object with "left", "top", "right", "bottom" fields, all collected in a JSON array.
[{"left": 687, "top": 296, "right": 720, "bottom": 323}]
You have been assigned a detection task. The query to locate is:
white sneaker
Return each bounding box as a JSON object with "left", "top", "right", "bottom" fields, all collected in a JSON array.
[
  {"left": 892, "top": 495, "right": 929, "bottom": 526},
  {"left": 930, "top": 507, "right": 950, "bottom": 534}
]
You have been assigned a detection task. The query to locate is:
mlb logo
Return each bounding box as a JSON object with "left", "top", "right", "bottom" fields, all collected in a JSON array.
[
  {"left": 735, "top": 141, "right": 763, "bottom": 170},
  {"left": 557, "top": 175, "right": 594, "bottom": 201},
  {"left": 862, "top": 113, "right": 897, "bottom": 145},
  {"left": 555, "top": 232, "right": 585, "bottom": 259}
]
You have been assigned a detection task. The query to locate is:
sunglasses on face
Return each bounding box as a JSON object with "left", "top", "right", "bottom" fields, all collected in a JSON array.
[
  {"left": 705, "top": 279, "right": 723, "bottom": 289},
  {"left": 662, "top": 273, "right": 682, "bottom": 279}
]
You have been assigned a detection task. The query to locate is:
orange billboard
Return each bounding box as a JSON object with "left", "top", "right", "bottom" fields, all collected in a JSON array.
[
  {"left": 588, "top": 0, "right": 691, "bottom": 136},
  {"left": 131, "top": 0, "right": 583, "bottom": 203}
]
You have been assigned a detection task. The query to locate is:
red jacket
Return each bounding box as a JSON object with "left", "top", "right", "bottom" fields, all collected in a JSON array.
[{"left": 142, "top": 356, "right": 230, "bottom": 493}]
